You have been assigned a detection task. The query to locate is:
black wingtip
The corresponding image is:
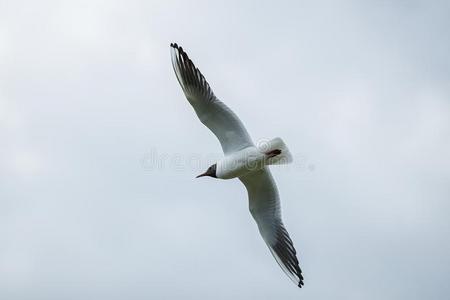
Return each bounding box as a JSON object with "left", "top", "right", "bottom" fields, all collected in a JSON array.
[
  {"left": 298, "top": 273, "right": 304, "bottom": 287},
  {"left": 170, "top": 43, "right": 188, "bottom": 60}
]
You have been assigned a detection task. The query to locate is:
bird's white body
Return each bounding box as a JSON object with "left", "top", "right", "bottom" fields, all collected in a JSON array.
[
  {"left": 216, "top": 146, "right": 264, "bottom": 179},
  {"left": 216, "top": 137, "right": 293, "bottom": 179}
]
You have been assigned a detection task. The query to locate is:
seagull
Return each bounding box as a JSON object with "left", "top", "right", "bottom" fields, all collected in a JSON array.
[{"left": 170, "top": 43, "right": 304, "bottom": 288}]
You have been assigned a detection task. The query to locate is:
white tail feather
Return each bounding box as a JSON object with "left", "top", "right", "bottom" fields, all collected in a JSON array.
[{"left": 257, "top": 137, "right": 293, "bottom": 165}]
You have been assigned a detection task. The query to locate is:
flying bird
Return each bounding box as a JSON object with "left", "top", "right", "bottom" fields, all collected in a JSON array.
[{"left": 170, "top": 43, "right": 304, "bottom": 288}]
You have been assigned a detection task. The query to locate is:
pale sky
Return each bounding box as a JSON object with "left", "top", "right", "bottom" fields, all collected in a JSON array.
[{"left": 1, "top": 1, "right": 449, "bottom": 299}]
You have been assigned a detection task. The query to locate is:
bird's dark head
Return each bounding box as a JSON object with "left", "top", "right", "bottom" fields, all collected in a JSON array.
[{"left": 196, "top": 164, "right": 217, "bottom": 178}]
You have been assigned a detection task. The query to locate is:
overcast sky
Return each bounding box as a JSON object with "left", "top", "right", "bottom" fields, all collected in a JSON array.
[{"left": 1, "top": 0, "right": 449, "bottom": 299}]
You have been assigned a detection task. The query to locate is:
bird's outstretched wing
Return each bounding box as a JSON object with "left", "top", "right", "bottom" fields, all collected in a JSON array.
[
  {"left": 240, "top": 168, "right": 304, "bottom": 287},
  {"left": 170, "top": 43, "right": 253, "bottom": 154}
]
